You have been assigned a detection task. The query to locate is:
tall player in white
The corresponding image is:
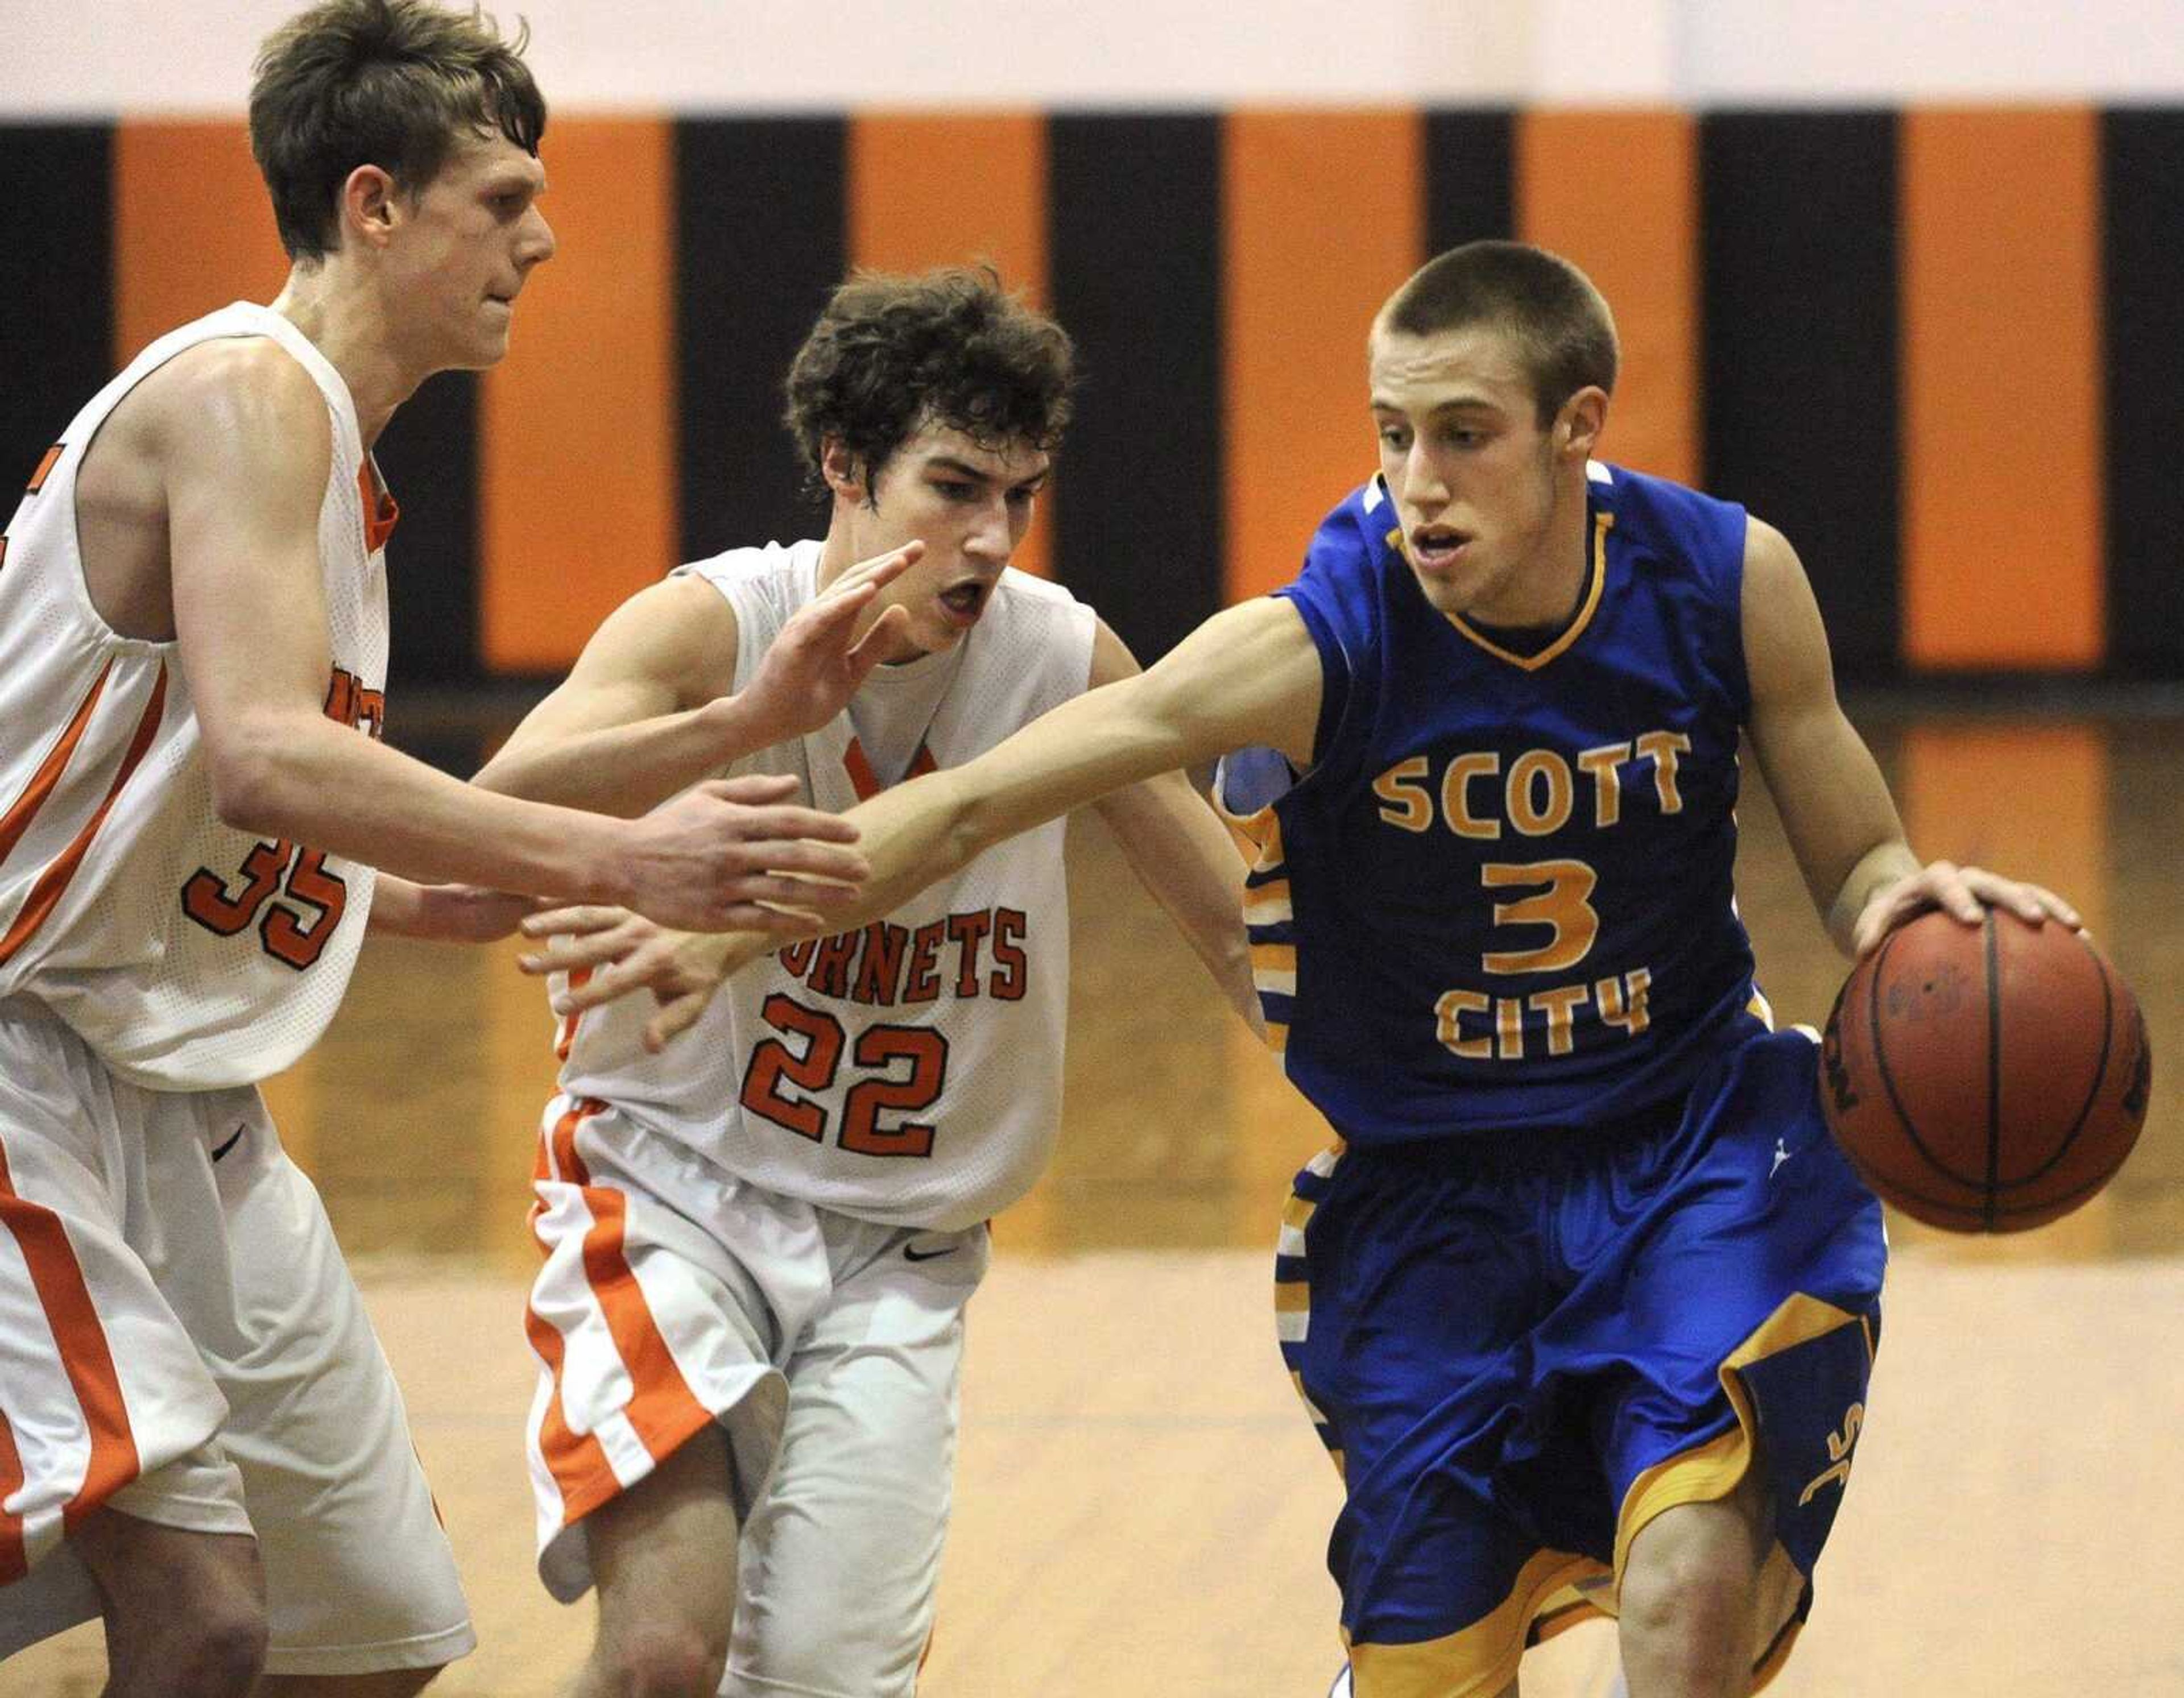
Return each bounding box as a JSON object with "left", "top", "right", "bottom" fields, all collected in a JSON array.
[
  {"left": 0, "top": 4, "right": 886, "bottom": 1693},
  {"left": 472, "top": 269, "right": 1259, "bottom": 1698}
]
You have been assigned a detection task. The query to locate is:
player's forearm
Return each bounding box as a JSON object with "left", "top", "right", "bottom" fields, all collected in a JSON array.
[
  {"left": 474, "top": 693, "right": 781, "bottom": 817},
  {"left": 210, "top": 716, "right": 634, "bottom": 902},
  {"left": 1103, "top": 776, "right": 1261, "bottom": 1033}
]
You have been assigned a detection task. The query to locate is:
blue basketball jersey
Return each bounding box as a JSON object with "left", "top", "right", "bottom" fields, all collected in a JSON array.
[{"left": 1225, "top": 461, "right": 1767, "bottom": 1142}]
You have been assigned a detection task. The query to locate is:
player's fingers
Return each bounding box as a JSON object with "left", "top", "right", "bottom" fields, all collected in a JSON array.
[
  {"left": 516, "top": 926, "right": 646, "bottom": 975},
  {"left": 1962, "top": 866, "right": 2077, "bottom": 928},
  {"left": 519, "top": 904, "right": 631, "bottom": 939},
  {"left": 736, "top": 840, "right": 869, "bottom": 886},
  {"left": 644, "top": 991, "right": 712, "bottom": 1053},
  {"left": 718, "top": 801, "right": 863, "bottom": 848},
  {"left": 714, "top": 892, "right": 834, "bottom": 929},
  {"left": 699, "top": 774, "right": 803, "bottom": 808},
  {"left": 845, "top": 605, "right": 912, "bottom": 672},
  {"left": 549, "top": 952, "right": 664, "bottom": 1014},
  {"left": 829, "top": 540, "right": 923, "bottom": 598},
  {"left": 1918, "top": 860, "right": 1983, "bottom": 925}
]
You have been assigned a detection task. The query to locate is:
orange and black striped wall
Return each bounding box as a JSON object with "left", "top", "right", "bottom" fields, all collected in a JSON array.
[{"left": 5, "top": 107, "right": 2181, "bottom": 686}]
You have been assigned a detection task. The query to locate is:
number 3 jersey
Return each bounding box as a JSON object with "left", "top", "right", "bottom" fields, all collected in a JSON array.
[
  {"left": 0, "top": 304, "right": 389, "bottom": 1090},
  {"left": 1225, "top": 462, "right": 1767, "bottom": 1146},
  {"left": 556, "top": 542, "right": 1097, "bottom": 1232}
]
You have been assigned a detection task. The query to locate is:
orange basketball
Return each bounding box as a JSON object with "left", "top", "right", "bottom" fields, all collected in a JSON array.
[{"left": 1819, "top": 908, "right": 2151, "bottom": 1232}]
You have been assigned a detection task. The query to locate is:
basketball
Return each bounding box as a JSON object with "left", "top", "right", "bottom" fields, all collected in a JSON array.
[{"left": 1820, "top": 908, "right": 2151, "bottom": 1232}]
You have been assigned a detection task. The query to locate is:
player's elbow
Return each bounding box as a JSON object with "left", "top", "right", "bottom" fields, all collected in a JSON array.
[{"left": 202, "top": 722, "right": 315, "bottom": 839}]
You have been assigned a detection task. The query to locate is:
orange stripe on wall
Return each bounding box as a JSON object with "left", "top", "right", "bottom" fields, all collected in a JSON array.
[
  {"left": 114, "top": 121, "right": 289, "bottom": 365},
  {"left": 850, "top": 113, "right": 1052, "bottom": 579},
  {"left": 482, "top": 117, "right": 676, "bottom": 674},
  {"left": 1517, "top": 111, "right": 1699, "bottom": 487},
  {"left": 1901, "top": 722, "right": 2109, "bottom": 944},
  {"left": 1225, "top": 112, "right": 1423, "bottom": 605},
  {"left": 1900, "top": 109, "right": 2103, "bottom": 671}
]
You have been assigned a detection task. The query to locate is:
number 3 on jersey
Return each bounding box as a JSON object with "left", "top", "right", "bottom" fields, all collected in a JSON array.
[{"left": 739, "top": 991, "right": 950, "bottom": 1158}]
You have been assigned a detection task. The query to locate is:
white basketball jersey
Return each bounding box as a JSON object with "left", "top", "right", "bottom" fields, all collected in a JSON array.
[
  {"left": 0, "top": 304, "right": 390, "bottom": 1089},
  {"left": 557, "top": 541, "right": 1096, "bottom": 1232}
]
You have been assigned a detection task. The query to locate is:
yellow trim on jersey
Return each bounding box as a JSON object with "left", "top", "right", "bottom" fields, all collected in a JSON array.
[{"left": 1432, "top": 508, "right": 1615, "bottom": 673}]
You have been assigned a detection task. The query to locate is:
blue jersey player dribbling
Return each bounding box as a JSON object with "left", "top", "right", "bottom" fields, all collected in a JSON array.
[{"left": 535, "top": 242, "right": 2081, "bottom": 1697}]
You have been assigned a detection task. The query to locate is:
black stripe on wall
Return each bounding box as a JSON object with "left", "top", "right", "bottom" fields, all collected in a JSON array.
[
  {"left": 1048, "top": 114, "right": 1225, "bottom": 662},
  {"left": 1, "top": 125, "right": 112, "bottom": 499},
  {"left": 1699, "top": 111, "right": 1901, "bottom": 680},
  {"left": 2102, "top": 108, "right": 2184, "bottom": 679},
  {"left": 674, "top": 119, "right": 847, "bottom": 561},
  {"left": 1424, "top": 110, "right": 1516, "bottom": 254},
  {"left": 378, "top": 370, "right": 479, "bottom": 686}
]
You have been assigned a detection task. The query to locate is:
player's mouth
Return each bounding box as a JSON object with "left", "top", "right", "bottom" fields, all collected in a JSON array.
[
  {"left": 1406, "top": 525, "right": 1473, "bottom": 574},
  {"left": 937, "top": 580, "right": 989, "bottom": 628}
]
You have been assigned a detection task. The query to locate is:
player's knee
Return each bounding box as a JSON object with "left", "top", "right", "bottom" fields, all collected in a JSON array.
[
  {"left": 131, "top": 1596, "right": 270, "bottom": 1697},
  {"left": 1619, "top": 1537, "right": 1752, "bottom": 1684},
  {"left": 593, "top": 1618, "right": 730, "bottom": 1698}
]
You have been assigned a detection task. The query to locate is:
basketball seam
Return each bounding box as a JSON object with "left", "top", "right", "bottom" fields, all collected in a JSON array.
[
  {"left": 1983, "top": 910, "right": 2000, "bottom": 1232},
  {"left": 1980, "top": 925, "right": 2115, "bottom": 1194},
  {"left": 1866, "top": 923, "right": 1977, "bottom": 1188}
]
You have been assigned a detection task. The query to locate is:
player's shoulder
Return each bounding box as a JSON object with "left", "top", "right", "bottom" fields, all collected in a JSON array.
[
  {"left": 1592, "top": 462, "right": 1746, "bottom": 559},
  {"left": 673, "top": 538, "right": 820, "bottom": 615}
]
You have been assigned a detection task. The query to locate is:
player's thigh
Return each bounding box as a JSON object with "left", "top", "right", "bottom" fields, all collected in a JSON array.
[
  {"left": 0, "top": 1010, "right": 238, "bottom": 1656},
  {"left": 588, "top": 1426, "right": 742, "bottom": 1659},
  {"left": 177, "top": 1120, "right": 473, "bottom": 1680},
  {"left": 729, "top": 1224, "right": 984, "bottom": 1697}
]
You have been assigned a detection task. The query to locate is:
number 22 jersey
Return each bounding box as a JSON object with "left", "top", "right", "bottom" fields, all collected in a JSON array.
[
  {"left": 556, "top": 542, "right": 1096, "bottom": 1232},
  {"left": 1226, "top": 461, "right": 1769, "bottom": 1144},
  {"left": 0, "top": 304, "right": 390, "bottom": 1089}
]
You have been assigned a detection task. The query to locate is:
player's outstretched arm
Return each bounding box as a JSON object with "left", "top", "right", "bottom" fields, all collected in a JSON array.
[
  {"left": 1740, "top": 518, "right": 2079, "bottom": 956},
  {"left": 1082, "top": 618, "right": 1264, "bottom": 1035},
  {"left": 524, "top": 594, "right": 1323, "bottom": 1047},
  {"left": 472, "top": 544, "right": 919, "bottom": 817},
  {"left": 163, "top": 342, "right": 870, "bottom": 933}
]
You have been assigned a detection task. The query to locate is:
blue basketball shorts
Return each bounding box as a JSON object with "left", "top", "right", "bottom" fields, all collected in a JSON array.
[{"left": 1274, "top": 1027, "right": 1887, "bottom": 1697}]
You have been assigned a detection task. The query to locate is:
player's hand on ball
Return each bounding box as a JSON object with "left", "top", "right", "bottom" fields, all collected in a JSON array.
[
  {"left": 621, "top": 774, "right": 868, "bottom": 932},
  {"left": 518, "top": 909, "right": 762, "bottom": 1052},
  {"left": 1850, "top": 860, "right": 2082, "bottom": 958}
]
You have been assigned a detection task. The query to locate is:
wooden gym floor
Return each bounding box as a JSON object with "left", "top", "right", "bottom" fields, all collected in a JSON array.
[{"left": 6, "top": 706, "right": 2180, "bottom": 1696}]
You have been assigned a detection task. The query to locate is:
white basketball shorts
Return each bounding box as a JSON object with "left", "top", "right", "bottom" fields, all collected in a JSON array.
[
  {"left": 526, "top": 1092, "right": 990, "bottom": 1697},
  {"left": 0, "top": 997, "right": 473, "bottom": 1675}
]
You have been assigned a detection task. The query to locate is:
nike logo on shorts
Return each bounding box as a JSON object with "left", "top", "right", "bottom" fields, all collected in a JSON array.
[
  {"left": 903, "top": 1241, "right": 957, "bottom": 1263},
  {"left": 212, "top": 1125, "right": 248, "bottom": 1162}
]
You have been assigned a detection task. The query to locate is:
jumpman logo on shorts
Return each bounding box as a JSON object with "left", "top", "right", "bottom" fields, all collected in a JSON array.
[{"left": 1771, "top": 1136, "right": 1794, "bottom": 1178}]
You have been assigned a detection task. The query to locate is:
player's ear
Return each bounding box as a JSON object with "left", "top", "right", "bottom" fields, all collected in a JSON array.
[
  {"left": 820, "top": 438, "right": 867, "bottom": 505},
  {"left": 1557, "top": 387, "right": 1608, "bottom": 462},
  {"left": 341, "top": 164, "right": 401, "bottom": 252}
]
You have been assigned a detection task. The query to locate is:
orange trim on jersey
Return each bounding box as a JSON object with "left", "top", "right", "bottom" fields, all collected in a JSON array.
[
  {"left": 843, "top": 736, "right": 938, "bottom": 804},
  {"left": 0, "top": 660, "right": 115, "bottom": 867},
  {"left": 0, "top": 665, "right": 167, "bottom": 967},
  {"left": 26, "top": 445, "right": 63, "bottom": 496},
  {"left": 0, "top": 1136, "right": 143, "bottom": 1535},
  {"left": 358, "top": 461, "right": 400, "bottom": 554},
  {"left": 0, "top": 1398, "right": 26, "bottom": 1584}
]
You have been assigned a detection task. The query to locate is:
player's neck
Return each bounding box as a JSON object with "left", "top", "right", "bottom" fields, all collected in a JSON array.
[
  {"left": 270, "top": 267, "right": 420, "bottom": 449},
  {"left": 1469, "top": 481, "right": 1592, "bottom": 629}
]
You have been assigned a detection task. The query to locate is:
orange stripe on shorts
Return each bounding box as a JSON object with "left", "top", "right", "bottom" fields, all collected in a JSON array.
[
  {"left": 0, "top": 1398, "right": 28, "bottom": 1584},
  {"left": 0, "top": 1136, "right": 141, "bottom": 1529}
]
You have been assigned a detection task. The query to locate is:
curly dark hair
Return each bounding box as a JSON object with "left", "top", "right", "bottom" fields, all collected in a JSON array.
[
  {"left": 250, "top": 0, "right": 545, "bottom": 263},
  {"left": 783, "top": 268, "right": 1076, "bottom": 503}
]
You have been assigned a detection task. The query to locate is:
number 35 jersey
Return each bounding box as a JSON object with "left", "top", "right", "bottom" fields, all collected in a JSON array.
[
  {"left": 557, "top": 542, "right": 1095, "bottom": 1232},
  {"left": 0, "top": 304, "right": 388, "bottom": 1089},
  {"left": 1229, "top": 462, "right": 1765, "bottom": 1145}
]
